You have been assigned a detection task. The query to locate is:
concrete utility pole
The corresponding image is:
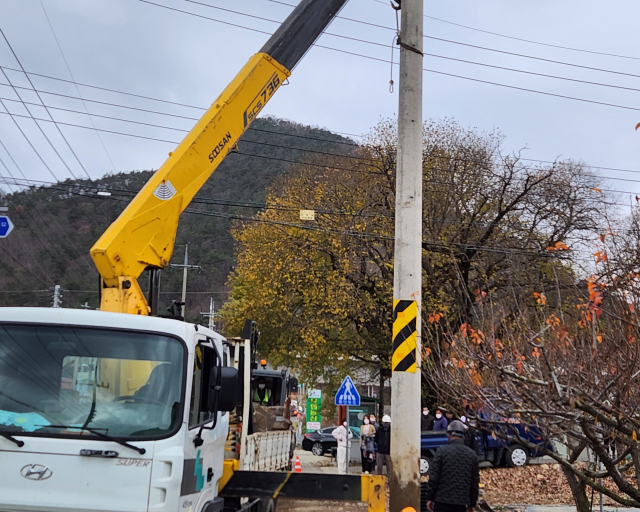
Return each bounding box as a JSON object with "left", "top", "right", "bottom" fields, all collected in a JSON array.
[
  {"left": 390, "top": 0, "right": 423, "bottom": 510},
  {"left": 200, "top": 298, "right": 216, "bottom": 330},
  {"left": 170, "top": 244, "right": 201, "bottom": 318},
  {"left": 52, "top": 285, "right": 62, "bottom": 308},
  {"left": 181, "top": 244, "right": 189, "bottom": 316}
]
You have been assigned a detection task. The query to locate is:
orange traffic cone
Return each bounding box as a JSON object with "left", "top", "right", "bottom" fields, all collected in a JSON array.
[{"left": 294, "top": 455, "right": 302, "bottom": 473}]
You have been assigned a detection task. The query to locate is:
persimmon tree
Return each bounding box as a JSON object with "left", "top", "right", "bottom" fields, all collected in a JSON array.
[{"left": 428, "top": 211, "right": 640, "bottom": 512}]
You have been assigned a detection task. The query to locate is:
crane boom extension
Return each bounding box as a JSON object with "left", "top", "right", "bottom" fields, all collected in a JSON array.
[{"left": 90, "top": 0, "right": 348, "bottom": 314}]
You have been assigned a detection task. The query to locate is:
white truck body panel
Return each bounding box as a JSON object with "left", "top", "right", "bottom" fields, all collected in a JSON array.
[{"left": 241, "top": 431, "right": 293, "bottom": 472}]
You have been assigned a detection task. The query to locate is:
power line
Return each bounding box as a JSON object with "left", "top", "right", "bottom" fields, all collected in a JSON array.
[
  {"left": 0, "top": 95, "right": 60, "bottom": 182},
  {"left": 0, "top": 138, "right": 96, "bottom": 274},
  {"left": 10, "top": 59, "right": 634, "bottom": 165},
  {"left": 136, "top": 0, "right": 271, "bottom": 34},
  {"left": 130, "top": 0, "right": 640, "bottom": 117},
  {"left": 0, "top": 150, "right": 59, "bottom": 285},
  {"left": 0, "top": 27, "right": 90, "bottom": 181},
  {"left": 0, "top": 74, "right": 363, "bottom": 146},
  {"left": 184, "top": 0, "right": 640, "bottom": 90},
  {"left": 5, "top": 99, "right": 640, "bottom": 192},
  {"left": 0, "top": 80, "right": 200, "bottom": 121},
  {"left": 224, "top": 0, "right": 640, "bottom": 75},
  {"left": 96, "top": 192, "right": 570, "bottom": 259},
  {"left": 422, "top": 52, "right": 640, "bottom": 95},
  {"left": 423, "top": 34, "right": 640, "bottom": 80},
  {"left": 367, "top": 0, "right": 640, "bottom": 61},
  {"left": 5, "top": 105, "right": 640, "bottom": 204},
  {"left": 39, "top": 0, "right": 117, "bottom": 174},
  {"left": 0, "top": 110, "right": 180, "bottom": 145},
  {"left": 40, "top": 164, "right": 631, "bottom": 218},
  {"left": 0, "top": 95, "right": 190, "bottom": 132},
  {"left": 1, "top": 11, "right": 637, "bottom": 191},
  {"left": 267, "top": 0, "right": 640, "bottom": 63},
  {"left": 0, "top": 108, "right": 638, "bottom": 214},
  {"left": 0, "top": 66, "right": 360, "bottom": 141},
  {"left": 0, "top": 65, "right": 205, "bottom": 110},
  {"left": 1, "top": 77, "right": 638, "bottom": 172}
]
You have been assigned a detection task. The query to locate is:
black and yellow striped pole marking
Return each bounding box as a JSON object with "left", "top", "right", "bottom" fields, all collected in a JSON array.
[{"left": 392, "top": 299, "right": 418, "bottom": 372}]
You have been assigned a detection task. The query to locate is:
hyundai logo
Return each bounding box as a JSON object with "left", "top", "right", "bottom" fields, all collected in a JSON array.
[{"left": 20, "top": 464, "right": 52, "bottom": 481}]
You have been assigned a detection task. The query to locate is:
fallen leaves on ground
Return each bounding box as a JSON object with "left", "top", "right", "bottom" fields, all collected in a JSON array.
[
  {"left": 481, "top": 464, "right": 571, "bottom": 506},
  {"left": 481, "top": 464, "right": 634, "bottom": 507}
]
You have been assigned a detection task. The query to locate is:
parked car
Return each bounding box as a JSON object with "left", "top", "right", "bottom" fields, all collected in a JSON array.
[
  {"left": 420, "top": 417, "right": 552, "bottom": 475},
  {"left": 302, "top": 425, "right": 359, "bottom": 456}
]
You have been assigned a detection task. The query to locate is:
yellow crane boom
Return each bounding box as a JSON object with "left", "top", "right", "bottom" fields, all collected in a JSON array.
[{"left": 90, "top": 0, "right": 348, "bottom": 315}]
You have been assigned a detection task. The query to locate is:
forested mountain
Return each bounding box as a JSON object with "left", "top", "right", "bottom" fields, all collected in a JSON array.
[{"left": 0, "top": 117, "right": 355, "bottom": 325}]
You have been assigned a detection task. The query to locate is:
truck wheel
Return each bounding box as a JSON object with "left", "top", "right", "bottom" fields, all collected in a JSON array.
[
  {"left": 505, "top": 444, "right": 529, "bottom": 467},
  {"left": 311, "top": 442, "right": 323, "bottom": 456},
  {"left": 419, "top": 456, "right": 431, "bottom": 475}
]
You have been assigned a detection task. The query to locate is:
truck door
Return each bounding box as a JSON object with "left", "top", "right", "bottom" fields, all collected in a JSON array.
[{"left": 181, "top": 339, "right": 227, "bottom": 511}]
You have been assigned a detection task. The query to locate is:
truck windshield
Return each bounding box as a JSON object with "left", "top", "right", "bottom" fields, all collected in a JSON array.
[{"left": 0, "top": 324, "right": 185, "bottom": 440}]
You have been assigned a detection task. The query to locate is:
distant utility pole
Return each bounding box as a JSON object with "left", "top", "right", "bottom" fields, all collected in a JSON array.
[
  {"left": 200, "top": 298, "right": 216, "bottom": 330},
  {"left": 169, "top": 244, "right": 201, "bottom": 318},
  {"left": 390, "top": 0, "right": 423, "bottom": 510},
  {"left": 52, "top": 285, "right": 63, "bottom": 308}
]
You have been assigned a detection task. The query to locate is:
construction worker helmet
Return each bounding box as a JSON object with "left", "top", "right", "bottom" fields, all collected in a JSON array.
[
  {"left": 382, "top": 414, "right": 391, "bottom": 423},
  {"left": 447, "top": 420, "right": 466, "bottom": 437}
]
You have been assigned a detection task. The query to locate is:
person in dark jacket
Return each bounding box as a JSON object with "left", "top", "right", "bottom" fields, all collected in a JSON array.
[
  {"left": 421, "top": 406, "right": 435, "bottom": 431},
  {"left": 433, "top": 409, "right": 448, "bottom": 431},
  {"left": 461, "top": 416, "right": 479, "bottom": 455},
  {"left": 425, "top": 420, "right": 479, "bottom": 512},
  {"left": 375, "top": 414, "right": 391, "bottom": 475}
]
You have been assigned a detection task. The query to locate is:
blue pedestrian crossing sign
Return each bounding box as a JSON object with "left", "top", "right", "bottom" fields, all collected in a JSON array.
[
  {"left": 0, "top": 216, "right": 13, "bottom": 238},
  {"left": 335, "top": 375, "right": 360, "bottom": 406}
]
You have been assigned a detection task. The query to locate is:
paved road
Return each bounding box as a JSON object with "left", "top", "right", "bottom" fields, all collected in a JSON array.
[{"left": 295, "top": 448, "right": 364, "bottom": 474}]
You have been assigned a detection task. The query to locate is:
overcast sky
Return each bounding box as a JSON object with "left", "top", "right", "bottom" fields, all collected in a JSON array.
[{"left": 1, "top": 0, "right": 640, "bottom": 212}]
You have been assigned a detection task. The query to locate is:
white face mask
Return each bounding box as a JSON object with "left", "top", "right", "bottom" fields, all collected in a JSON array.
[
  {"left": 258, "top": 384, "right": 265, "bottom": 390},
  {"left": 370, "top": 418, "right": 375, "bottom": 423},
  {"left": 436, "top": 413, "right": 442, "bottom": 419},
  {"left": 423, "top": 410, "right": 429, "bottom": 416},
  {"left": 364, "top": 419, "right": 369, "bottom": 424},
  {"left": 343, "top": 422, "right": 348, "bottom": 428}
]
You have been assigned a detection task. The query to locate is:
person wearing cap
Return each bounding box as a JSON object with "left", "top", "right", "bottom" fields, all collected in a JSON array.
[
  {"left": 375, "top": 414, "right": 392, "bottom": 475},
  {"left": 425, "top": 420, "right": 479, "bottom": 512}
]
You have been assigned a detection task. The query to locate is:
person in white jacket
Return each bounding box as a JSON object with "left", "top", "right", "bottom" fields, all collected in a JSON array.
[{"left": 332, "top": 420, "right": 353, "bottom": 474}]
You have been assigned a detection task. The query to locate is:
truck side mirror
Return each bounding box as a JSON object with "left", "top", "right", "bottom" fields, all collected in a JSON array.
[
  {"left": 208, "top": 366, "right": 239, "bottom": 412},
  {"left": 288, "top": 377, "right": 298, "bottom": 393}
]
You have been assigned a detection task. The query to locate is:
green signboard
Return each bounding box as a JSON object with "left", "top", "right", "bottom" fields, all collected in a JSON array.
[{"left": 306, "top": 389, "right": 322, "bottom": 432}]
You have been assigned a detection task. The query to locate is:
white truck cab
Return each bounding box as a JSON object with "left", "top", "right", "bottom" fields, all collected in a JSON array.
[{"left": 0, "top": 308, "right": 235, "bottom": 512}]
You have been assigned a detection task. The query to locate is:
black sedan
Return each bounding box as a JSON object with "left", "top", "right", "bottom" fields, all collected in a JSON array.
[{"left": 302, "top": 426, "right": 360, "bottom": 456}]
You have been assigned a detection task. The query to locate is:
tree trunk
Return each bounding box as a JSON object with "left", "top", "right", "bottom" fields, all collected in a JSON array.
[{"left": 561, "top": 465, "right": 591, "bottom": 512}]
